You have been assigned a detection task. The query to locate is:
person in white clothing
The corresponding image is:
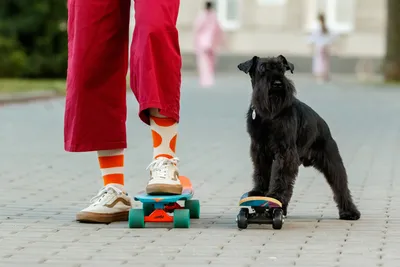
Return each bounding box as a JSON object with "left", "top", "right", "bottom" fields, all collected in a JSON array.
[{"left": 308, "top": 13, "right": 337, "bottom": 83}]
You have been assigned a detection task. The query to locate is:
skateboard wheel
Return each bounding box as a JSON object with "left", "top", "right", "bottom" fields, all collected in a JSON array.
[
  {"left": 237, "top": 208, "right": 249, "bottom": 229},
  {"left": 272, "top": 209, "right": 283, "bottom": 230},
  {"left": 240, "top": 207, "right": 249, "bottom": 216},
  {"left": 143, "top": 203, "right": 155, "bottom": 216},
  {"left": 173, "top": 209, "right": 190, "bottom": 228},
  {"left": 128, "top": 209, "right": 145, "bottom": 228},
  {"left": 184, "top": 200, "right": 200, "bottom": 219}
]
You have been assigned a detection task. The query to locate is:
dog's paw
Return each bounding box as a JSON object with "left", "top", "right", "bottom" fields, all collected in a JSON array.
[
  {"left": 248, "top": 190, "right": 265, "bottom": 197},
  {"left": 339, "top": 209, "right": 361, "bottom": 220}
]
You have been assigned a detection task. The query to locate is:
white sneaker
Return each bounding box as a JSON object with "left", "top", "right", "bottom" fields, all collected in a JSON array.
[
  {"left": 146, "top": 157, "right": 183, "bottom": 195},
  {"left": 76, "top": 184, "right": 132, "bottom": 223}
]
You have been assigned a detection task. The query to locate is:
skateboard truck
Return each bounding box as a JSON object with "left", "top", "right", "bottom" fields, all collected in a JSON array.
[{"left": 144, "top": 202, "right": 184, "bottom": 223}]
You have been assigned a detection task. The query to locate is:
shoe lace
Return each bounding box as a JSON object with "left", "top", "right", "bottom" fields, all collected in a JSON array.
[
  {"left": 146, "top": 157, "right": 179, "bottom": 180},
  {"left": 90, "top": 184, "right": 124, "bottom": 204}
]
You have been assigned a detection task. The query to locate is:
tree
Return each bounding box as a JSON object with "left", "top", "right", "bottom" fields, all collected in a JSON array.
[
  {"left": 0, "top": 0, "right": 68, "bottom": 78},
  {"left": 384, "top": 0, "right": 400, "bottom": 82}
]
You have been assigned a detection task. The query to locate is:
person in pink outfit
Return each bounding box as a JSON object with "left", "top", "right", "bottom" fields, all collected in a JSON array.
[{"left": 193, "top": 1, "right": 225, "bottom": 88}]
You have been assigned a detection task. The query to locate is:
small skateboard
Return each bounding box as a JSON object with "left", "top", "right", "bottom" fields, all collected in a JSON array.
[
  {"left": 236, "top": 192, "right": 284, "bottom": 230},
  {"left": 128, "top": 176, "right": 200, "bottom": 228}
]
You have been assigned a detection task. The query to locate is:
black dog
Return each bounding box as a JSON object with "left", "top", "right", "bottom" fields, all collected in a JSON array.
[{"left": 238, "top": 55, "right": 360, "bottom": 220}]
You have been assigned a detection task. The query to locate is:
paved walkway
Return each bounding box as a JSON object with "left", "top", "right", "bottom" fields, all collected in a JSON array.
[{"left": 1, "top": 74, "right": 400, "bottom": 267}]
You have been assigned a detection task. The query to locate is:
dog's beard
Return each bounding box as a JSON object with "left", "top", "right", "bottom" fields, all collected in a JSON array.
[{"left": 252, "top": 77, "right": 295, "bottom": 119}]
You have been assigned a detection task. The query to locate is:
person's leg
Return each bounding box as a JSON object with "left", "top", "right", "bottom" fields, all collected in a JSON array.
[
  {"left": 130, "top": 0, "right": 183, "bottom": 195},
  {"left": 197, "top": 50, "right": 215, "bottom": 88},
  {"left": 196, "top": 51, "right": 208, "bottom": 87},
  {"left": 196, "top": 51, "right": 206, "bottom": 86},
  {"left": 323, "top": 52, "right": 331, "bottom": 82},
  {"left": 65, "top": 0, "right": 132, "bottom": 223},
  {"left": 313, "top": 50, "right": 324, "bottom": 84},
  {"left": 206, "top": 50, "right": 216, "bottom": 87}
]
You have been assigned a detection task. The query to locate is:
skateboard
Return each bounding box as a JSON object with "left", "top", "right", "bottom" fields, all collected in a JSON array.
[
  {"left": 236, "top": 192, "right": 284, "bottom": 230},
  {"left": 128, "top": 176, "right": 200, "bottom": 228}
]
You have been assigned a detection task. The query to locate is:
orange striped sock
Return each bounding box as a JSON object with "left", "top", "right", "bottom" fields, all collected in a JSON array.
[
  {"left": 97, "top": 149, "right": 124, "bottom": 186},
  {"left": 150, "top": 113, "right": 178, "bottom": 160}
]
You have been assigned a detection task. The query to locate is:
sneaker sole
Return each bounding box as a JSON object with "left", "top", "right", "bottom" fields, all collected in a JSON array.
[
  {"left": 76, "top": 211, "right": 129, "bottom": 223},
  {"left": 146, "top": 184, "right": 183, "bottom": 195}
]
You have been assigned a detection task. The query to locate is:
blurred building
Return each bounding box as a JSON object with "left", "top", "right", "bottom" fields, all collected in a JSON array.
[{"left": 130, "top": 0, "right": 387, "bottom": 73}]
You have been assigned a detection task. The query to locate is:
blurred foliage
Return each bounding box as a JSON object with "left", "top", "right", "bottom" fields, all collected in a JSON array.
[{"left": 0, "top": 0, "right": 67, "bottom": 78}]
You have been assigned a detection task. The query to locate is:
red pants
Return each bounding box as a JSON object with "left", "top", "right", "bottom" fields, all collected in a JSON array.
[{"left": 64, "top": 0, "right": 182, "bottom": 152}]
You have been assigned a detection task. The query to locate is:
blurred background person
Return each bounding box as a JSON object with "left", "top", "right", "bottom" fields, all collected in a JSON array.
[
  {"left": 308, "top": 13, "right": 337, "bottom": 84},
  {"left": 193, "top": 1, "right": 225, "bottom": 88}
]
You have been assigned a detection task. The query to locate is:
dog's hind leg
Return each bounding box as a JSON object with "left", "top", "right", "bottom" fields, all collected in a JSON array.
[
  {"left": 248, "top": 141, "right": 273, "bottom": 197},
  {"left": 312, "top": 139, "right": 361, "bottom": 220}
]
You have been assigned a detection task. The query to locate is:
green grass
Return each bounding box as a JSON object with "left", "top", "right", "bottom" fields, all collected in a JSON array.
[
  {"left": 0, "top": 76, "right": 132, "bottom": 95},
  {"left": 0, "top": 79, "right": 66, "bottom": 95},
  {"left": 365, "top": 80, "right": 400, "bottom": 89},
  {"left": 382, "top": 80, "right": 400, "bottom": 85}
]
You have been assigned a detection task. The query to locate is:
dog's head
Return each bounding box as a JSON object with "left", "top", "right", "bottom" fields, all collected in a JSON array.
[{"left": 238, "top": 55, "right": 296, "bottom": 119}]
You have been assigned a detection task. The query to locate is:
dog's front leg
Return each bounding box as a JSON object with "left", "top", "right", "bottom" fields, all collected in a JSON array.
[
  {"left": 267, "top": 148, "right": 300, "bottom": 216},
  {"left": 248, "top": 140, "right": 273, "bottom": 197}
]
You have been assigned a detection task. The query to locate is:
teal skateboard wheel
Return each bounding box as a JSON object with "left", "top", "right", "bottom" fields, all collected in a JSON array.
[
  {"left": 173, "top": 209, "right": 190, "bottom": 228},
  {"left": 184, "top": 200, "right": 200, "bottom": 219},
  {"left": 128, "top": 209, "right": 145, "bottom": 228}
]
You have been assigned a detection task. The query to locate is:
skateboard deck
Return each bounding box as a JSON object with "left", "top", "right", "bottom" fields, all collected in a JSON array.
[
  {"left": 239, "top": 192, "right": 282, "bottom": 209},
  {"left": 129, "top": 176, "right": 200, "bottom": 229},
  {"left": 134, "top": 176, "right": 193, "bottom": 204}
]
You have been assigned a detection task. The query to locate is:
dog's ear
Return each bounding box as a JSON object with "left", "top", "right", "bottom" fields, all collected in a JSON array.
[
  {"left": 277, "top": 55, "right": 294, "bottom": 74},
  {"left": 238, "top": 56, "right": 259, "bottom": 74}
]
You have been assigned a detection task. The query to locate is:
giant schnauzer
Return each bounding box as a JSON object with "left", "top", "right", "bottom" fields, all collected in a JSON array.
[{"left": 238, "top": 55, "right": 360, "bottom": 220}]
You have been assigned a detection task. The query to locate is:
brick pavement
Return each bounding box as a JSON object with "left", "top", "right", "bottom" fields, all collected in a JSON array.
[{"left": 1, "top": 74, "right": 400, "bottom": 267}]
